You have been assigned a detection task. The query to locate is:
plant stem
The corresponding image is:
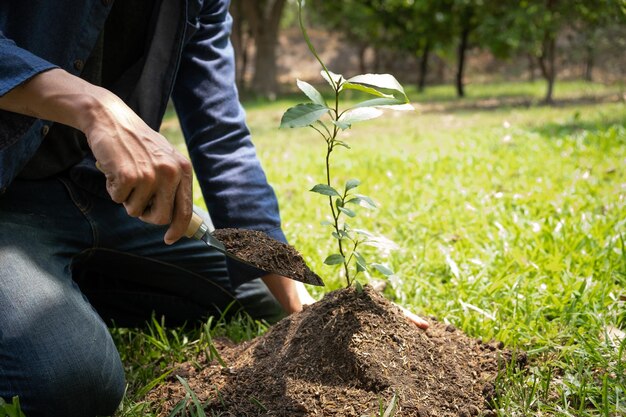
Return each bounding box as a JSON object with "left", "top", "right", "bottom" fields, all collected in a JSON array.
[{"left": 325, "top": 84, "right": 352, "bottom": 287}]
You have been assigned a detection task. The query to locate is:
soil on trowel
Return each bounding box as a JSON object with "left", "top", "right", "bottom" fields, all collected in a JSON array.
[
  {"left": 212, "top": 228, "right": 324, "bottom": 286},
  {"left": 148, "top": 285, "right": 525, "bottom": 416}
]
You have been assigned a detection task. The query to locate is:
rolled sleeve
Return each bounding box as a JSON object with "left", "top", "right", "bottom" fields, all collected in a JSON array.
[{"left": 0, "top": 32, "right": 57, "bottom": 97}]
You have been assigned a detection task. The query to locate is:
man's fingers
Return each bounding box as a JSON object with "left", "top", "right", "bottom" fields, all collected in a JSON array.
[
  {"left": 124, "top": 185, "right": 156, "bottom": 218},
  {"left": 397, "top": 304, "right": 429, "bottom": 329},
  {"left": 104, "top": 170, "right": 135, "bottom": 204},
  {"left": 163, "top": 161, "right": 193, "bottom": 244}
]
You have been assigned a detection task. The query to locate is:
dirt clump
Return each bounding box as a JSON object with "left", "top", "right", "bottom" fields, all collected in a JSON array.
[
  {"left": 212, "top": 228, "right": 324, "bottom": 286},
  {"left": 149, "top": 285, "right": 523, "bottom": 416}
]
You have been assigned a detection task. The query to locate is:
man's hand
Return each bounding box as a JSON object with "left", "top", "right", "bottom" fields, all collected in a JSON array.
[
  {"left": 85, "top": 94, "right": 193, "bottom": 244},
  {"left": 0, "top": 68, "right": 192, "bottom": 244},
  {"left": 261, "top": 274, "right": 315, "bottom": 314},
  {"left": 396, "top": 304, "right": 429, "bottom": 329}
]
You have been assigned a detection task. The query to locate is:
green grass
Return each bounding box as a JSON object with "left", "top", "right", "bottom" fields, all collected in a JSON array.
[{"left": 115, "top": 81, "right": 626, "bottom": 416}]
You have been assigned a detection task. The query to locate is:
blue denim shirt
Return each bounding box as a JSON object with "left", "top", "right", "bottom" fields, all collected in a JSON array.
[{"left": 0, "top": 0, "right": 286, "bottom": 250}]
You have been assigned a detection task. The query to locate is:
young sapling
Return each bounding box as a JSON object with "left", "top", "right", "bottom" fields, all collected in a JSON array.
[{"left": 280, "top": 0, "right": 414, "bottom": 288}]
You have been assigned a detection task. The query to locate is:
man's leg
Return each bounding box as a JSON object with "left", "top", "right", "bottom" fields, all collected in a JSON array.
[{"left": 0, "top": 179, "right": 125, "bottom": 417}]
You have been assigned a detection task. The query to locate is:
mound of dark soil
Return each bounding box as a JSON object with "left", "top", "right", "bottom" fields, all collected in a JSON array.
[{"left": 149, "top": 286, "right": 523, "bottom": 416}]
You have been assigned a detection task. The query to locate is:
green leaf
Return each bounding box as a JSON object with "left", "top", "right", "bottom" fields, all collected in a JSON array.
[
  {"left": 346, "top": 73, "right": 407, "bottom": 97},
  {"left": 296, "top": 79, "right": 327, "bottom": 106},
  {"left": 351, "top": 97, "right": 409, "bottom": 109},
  {"left": 338, "top": 206, "right": 356, "bottom": 217},
  {"left": 332, "top": 230, "right": 350, "bottom": 240},
  {"left": 332, "top": 119, "right": 351, "bottom": 130},
  {"left": 355, "top": 280, "right": 364, "bottom": 293},
  {"left": 345, "top": 178, "right": 360, "bottom": 191},
  {"left": 342, "top": 81, "right": 395, "bottom": 98},
  {"left": 324, "top": 254, "right": 345, "bottom": 265},
  {"left": 355, "top": 194, "right": 377, "bottom": 208},
  {"left": 371, "top": 263, "right": 394, "bottom": 276},
  {"left": 335, "top": 197, "right": 343, "bottom": 208},
  {"left": 280, "top": 103, "right": 329, "bottom": 128},
  {"left": 350, "top": 194, "right": 377, "bottom": 209},
  {"left": 320, "top": 219, "right": 333, "bottom": 226},
  {"left": 310, "top": 184, "right": 340, "bottom": 197},
  {"left": 321, "top": 70, "right": 344, "bottom": 90},
  {"left": 338, "top": 107, "right": 384, "bottom": 126},
  {"left": 333, "top": 140, "right": 351, "bottom": 149},
  {"left": 354, "top": 251, "right": 368, "bottom": 272},
  {"left": 353, "top": 228, "right": 374, "bottom": 237}
]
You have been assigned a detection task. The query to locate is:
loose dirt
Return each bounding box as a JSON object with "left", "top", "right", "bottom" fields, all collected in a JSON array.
[
  {"left": 212, "top": 228, "right": 324, "bottom": 286},
  {"left": 148, "top": 285, "right": 524, "bottom": 416}
]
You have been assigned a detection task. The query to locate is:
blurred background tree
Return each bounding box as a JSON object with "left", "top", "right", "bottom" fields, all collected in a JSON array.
[{"left": 229, "top": 0, "right": 626, "bottom": 101}]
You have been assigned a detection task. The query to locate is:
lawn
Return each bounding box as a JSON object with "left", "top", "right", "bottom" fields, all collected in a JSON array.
[{"left": 115, "top": 81, "right": 626, "bottom": 416}]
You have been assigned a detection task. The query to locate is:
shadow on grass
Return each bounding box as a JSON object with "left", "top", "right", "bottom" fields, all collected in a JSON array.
[
  {"left": 528, "top": 113, "right": 626, "bottom": 140},
  {"left": 416, "top": 93, "right": 624, "bottom": 115}
]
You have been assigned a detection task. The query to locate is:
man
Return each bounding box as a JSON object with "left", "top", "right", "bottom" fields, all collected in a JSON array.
[
  {"left": 0, "top": 1, "right": 426, "bottom": 416},
  {"left": 0, "top": 1, "right": 316, "bottom": 415}
]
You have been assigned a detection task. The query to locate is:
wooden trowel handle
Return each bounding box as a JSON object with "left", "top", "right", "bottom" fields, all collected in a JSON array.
[{"left": 185, "top": 211, "right": 206, "bottom": 239}]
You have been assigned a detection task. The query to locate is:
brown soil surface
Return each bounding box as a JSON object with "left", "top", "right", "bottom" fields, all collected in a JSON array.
[
  {"left": 212, "top": 228, "right": 324, "bottom": 286},
  {"left": 148, "top": 286, "right": 524, "bottom": 416}
]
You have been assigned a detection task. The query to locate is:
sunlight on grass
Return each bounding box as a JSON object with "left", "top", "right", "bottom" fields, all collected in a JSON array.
[{"left": 118, "top": 81, "right": 626, "bottom": 416}]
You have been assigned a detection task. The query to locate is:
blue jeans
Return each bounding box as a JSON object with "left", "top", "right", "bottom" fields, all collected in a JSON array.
[{"left": 0, "top": 175, "right": 284, "bottom": 417}]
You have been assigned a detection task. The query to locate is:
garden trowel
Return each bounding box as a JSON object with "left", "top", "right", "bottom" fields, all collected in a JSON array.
[{"left": 185, "top": 211, "right": 324, "bottom": 286}]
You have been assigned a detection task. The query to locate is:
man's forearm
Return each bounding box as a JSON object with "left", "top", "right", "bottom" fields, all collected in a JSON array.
[
  {"left": 0, "top": 68, "right": 193, "bottom": 244},
  {"left": 0, "top": 68, "right": 106, "bottom": 133}
]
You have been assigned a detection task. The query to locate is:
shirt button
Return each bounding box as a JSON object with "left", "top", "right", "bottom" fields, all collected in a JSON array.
[
  {"left": 41, "top": 125, "right": 50, "bottom": 136},
  {"left": 73, "top": 59, "right": 84, "bottom": 71}
]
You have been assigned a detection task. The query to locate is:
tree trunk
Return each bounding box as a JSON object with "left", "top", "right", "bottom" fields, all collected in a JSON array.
[
  {"left": 527, "top": 54, "right": 536, "bottom": 82},
  {"left": 417, "top": 41, "right": 431, "bottom": 93},
  {"left": 244, "top": 0, "right": 286, "bottom": 99},
  {"left": 356, "top": 43, "right": 368, "bottom": 74},
  {"left": 538, "top": 35, "right": 557, "bottom": 104},
  {"left": 373, "top": 47, "right": 381, "bottom": 73},
  {"left": 456, "top": 24, "right": 471, "bottom": 98},
  {"left": 584, "top": 43, "right": 594, "bottom": 82}
]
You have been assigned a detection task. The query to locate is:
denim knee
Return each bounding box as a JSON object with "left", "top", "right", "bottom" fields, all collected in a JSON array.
[
  {"left": 4, "top": 336, "right": 125, "bottom": 417},
  {"left": 1, "top": 315, "right": 126, "bottom": 417}
]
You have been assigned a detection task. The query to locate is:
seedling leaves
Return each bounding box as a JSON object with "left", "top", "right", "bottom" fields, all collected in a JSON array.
[
  {"left": 333, "top": 119, "right": 352, "bottom": 130},
  {"left": 354, "top": 251, "right": 368, "bottom": 272},
  {"left": 338, "top": 107, "right": 384, "bottom": 127},
  {"left": 333, "top": 139, "right": 351, "bottom": 149},
  {"left": 297, "top": 79, "right": 327, "bottom": 106},
  {"left": 321, "top": 70, "right": 344, "bottom": 90},
  {"left": 345, "top": 178, "right": 361, "bottom": 191},
  {"left": 371, "top": 263, "right": 394, "bottom": 276},
  {"left": 346, "top": 194, "right": 377, "bottom": 209},
  {"left": 352, "top": 97, "right": 413, "bottom": 109},
  {"left": 343, "top": 81, "right": 395, "bottom": 98},
  {"left": 280, "top": 103, "right": 329, "bottom": 128},
  {"left": 338, "top": 206, "right": 356, "bottom": 217},
  {"left": 310, "top": 183, "right": 340, "bottom": 197},
  {"left": 345, "top": 73, "right": 408, "bottom": 101},
  {"left": 324, "top": 254, "right": 345, "bottom": 265}
]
